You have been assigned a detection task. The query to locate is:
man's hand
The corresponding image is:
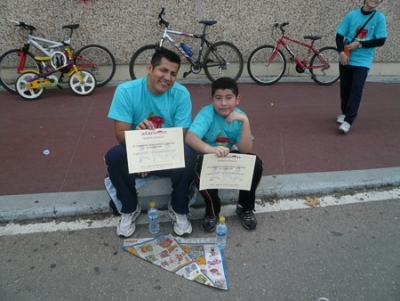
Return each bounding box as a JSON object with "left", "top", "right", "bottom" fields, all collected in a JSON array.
[{"left": 136, "top": 119, "right": 155, "bottom": 130}]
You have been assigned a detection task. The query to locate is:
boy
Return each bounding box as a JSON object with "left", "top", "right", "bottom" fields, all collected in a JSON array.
[
  {"left": 185, "top": 77, "right": 263, "bottom": 232},
  {"left": 335, "top": 0, "right": 387, "bottom": 134}
]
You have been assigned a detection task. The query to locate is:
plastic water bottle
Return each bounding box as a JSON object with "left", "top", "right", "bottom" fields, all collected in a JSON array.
[
  {"left": 216, "top": 216, "right": 227, "bottom": 249},
  {"left": 180, "top": 43, "right": 193, "bottom": 57},
  {"left": 148, "top": 201, "right": 159, "bottom": 234}
]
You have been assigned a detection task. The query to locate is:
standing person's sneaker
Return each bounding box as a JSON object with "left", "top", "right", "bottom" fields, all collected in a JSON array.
[
  {"left": 339, "top": 121, "right": 351, "bottom": 134},
  {"left": 168, "top": 202, "right": 192, "bottom": 236},
  {"left": 236, "top": 207, "right": 257, "bottom": 230},
  {"left": 336, "top": 114, "right": 345, "bottom": 124},
  {"left": 116, "top": 202, "right": 141, "bottom": 237},
  {"left": 201, "top": 216, "right": 218, "bottom": 232}
]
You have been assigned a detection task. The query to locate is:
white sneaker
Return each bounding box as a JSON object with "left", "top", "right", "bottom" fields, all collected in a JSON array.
[
  {"left": 168, "top": 202, "right": 192, "bottom": 236},
  {"left": 116, "top": 202, "right": 141, "bottom": 237},
  {"left": 337, "top": 114, "right": 345, "bottom": 124},
  {"left": 339, "top": 121, "right": 351, "bottom": 134}
]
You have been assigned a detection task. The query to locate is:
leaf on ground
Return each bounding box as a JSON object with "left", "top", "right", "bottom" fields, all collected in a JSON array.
[{"left": 305, "top": 197, "right": 320, "bottom": 207}]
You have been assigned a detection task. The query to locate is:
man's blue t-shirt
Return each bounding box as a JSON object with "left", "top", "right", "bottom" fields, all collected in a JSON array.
[
  {"left": 108, "top": 76, "right": 192, "bottom": 129},
  {"left": 188, "top": 104, "right": 245, "bottom": 150},
  {"left": 336, "top": 8, "right": 387, "bottom": 68}
]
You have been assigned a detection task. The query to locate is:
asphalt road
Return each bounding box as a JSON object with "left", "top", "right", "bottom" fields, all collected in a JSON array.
[{"left": 1, "top": 197, "right": 399, "bottom": 301}]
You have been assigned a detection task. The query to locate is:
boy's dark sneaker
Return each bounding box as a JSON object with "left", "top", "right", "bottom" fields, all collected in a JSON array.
[
  {"left": 109, "top": 199, "right": 121, "bottom": 216},
  {"left": 201, "top": 216, "right": 218, "bottom": 232},
  {"left": 236, "top": 207, "right": 257, "bottom": 230}
]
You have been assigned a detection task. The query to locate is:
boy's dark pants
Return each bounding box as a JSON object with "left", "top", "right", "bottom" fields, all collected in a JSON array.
[
  {"left": 194, "top": 151, "right": 263, "bottom": 217},
  {"left": 339, "top": 64, "right": 369, "bottom": 125}
]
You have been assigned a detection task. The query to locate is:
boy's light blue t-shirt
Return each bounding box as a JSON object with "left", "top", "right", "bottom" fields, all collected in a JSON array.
[
  {"left": 108, "top": 76, "right": 192, "bottom": 129},
  {"left": 188, "top": 104, "right": 244, "bottom": 150},
  {"left": 336, "top": 8, "right": 387, "bottom": 68}
]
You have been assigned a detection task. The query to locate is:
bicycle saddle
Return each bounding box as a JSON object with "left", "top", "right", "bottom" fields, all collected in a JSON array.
[
  {"left": 62, "top": 24, "right": 80, "bottom": 30},
  {"left": 199, "top": 20, "right": 217, "bottom": 26},
  {"left": 304, "top": 35, "right": 321, "bottom": 41}
]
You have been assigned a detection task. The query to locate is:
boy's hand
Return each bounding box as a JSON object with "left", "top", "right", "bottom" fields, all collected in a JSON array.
[
  {"left": 226, "top": 111, "right": 247, "bottom": 124},
  {"left": 211, "top": 146, "right": 230, "bottom": 157}
]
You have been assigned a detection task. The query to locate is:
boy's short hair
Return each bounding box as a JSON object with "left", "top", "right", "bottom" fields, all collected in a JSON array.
[
  {"left": 211, "top": 77, "right": 239, "bottom": 97},
  {"left": 151, "top": 47, "right": 181, "bottom": 68}
]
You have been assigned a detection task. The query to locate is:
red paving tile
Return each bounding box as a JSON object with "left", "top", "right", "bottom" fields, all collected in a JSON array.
[{"left": 1, "top": 81, "right": 399, "bottom": 196}]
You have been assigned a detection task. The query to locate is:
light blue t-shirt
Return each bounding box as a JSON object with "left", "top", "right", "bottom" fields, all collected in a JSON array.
[
  {"left": 336, "top": 8, "right": 387, "bottom": 68},
  {"left": 188, "top": 104, "right": 245, "bottom": 149},
  {"left": 108, "top": 76, "right": 192, "bottom": 129}
]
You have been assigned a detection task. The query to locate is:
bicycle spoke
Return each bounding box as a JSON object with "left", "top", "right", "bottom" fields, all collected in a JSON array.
[
  {"left": 203, "top": 41, "right": 243, "bottom": 82},
  {"left": 0, "top": 49, "right": 39, "bottom": 93},
  {"left": 310, "top": 47, "right": 340, "bottom": 85},
  {"left": 247, "top": 45, "right": 286, "bottom": 85}
]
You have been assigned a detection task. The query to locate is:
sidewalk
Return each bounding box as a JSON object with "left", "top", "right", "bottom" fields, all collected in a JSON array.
[{"left": 1, "top": 76, "right": 399, "bottom": 222}]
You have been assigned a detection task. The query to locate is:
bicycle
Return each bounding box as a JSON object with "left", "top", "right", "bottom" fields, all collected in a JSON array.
[
  {"left": 0, "top": 20, "right": 115, "bottom": 94},
  {"left": 247, "top": 22, "right": 340, "bottom": 85},
  {"left": 129, "top": 7, "right": 244, "bottom": 83},
  {"left": 15, "top": 24, "right": 96, "bottom": 100}
]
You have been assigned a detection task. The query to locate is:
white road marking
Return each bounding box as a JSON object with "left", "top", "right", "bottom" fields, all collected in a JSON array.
[{"left": 1, "top": 188, "right": 399, "bottom": 236}]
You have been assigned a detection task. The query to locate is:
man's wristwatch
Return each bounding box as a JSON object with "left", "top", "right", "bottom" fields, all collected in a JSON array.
[{"left": 358, "top": 42, "right": 363, "bottom": 48}]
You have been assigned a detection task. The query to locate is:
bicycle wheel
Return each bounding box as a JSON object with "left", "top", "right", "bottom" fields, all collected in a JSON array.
[
  {"left": 74, "top": 45, "right": 116, "bottom": 87},
  {"left": 129, "top": 44, "right": 158, "bottom": 80},
  {"left": 310, "top": 46, "right": 340, "bottom": 85},
  {"left": 15, "top": 72, "right": 44, "bottom": 100},
  {"left": 247, "top": 45, "right": 286, "bottom": 85},
  {"left": 0, "top": 49, "right": 39, "bottom": 94},
  {"left": 69, "top": 70, "right": 96, "bottom": 96},
  {"left": 203, "top": 41, "right": 243, "bottom": 82}
]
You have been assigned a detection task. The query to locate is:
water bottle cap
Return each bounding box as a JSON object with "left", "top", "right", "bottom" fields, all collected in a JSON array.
[
  {"left": 219, "top": 216, "right": 225, "bottom": 223},
  {"left": 149, "top": 201, "right": 156, "bottom": 208}
]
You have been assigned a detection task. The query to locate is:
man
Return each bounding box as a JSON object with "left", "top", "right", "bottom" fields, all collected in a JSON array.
[
  {"left": 104, "top": 48, "right": 197, "bottom": 237},
  {"left": 335, "top": 0, "right": 387, "bottom": 134}
]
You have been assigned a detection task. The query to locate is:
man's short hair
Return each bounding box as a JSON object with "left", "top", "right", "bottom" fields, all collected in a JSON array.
[
  {"left": 151, "top": 47, "right": 181, "bottom": 68},
  {"left": 211, "top": 77, "right": 239, "bottom": 97}
]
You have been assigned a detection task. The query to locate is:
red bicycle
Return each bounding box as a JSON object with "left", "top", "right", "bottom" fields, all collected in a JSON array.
[{"left": 247, "top": 22, "right": 340, "bottom": 85}]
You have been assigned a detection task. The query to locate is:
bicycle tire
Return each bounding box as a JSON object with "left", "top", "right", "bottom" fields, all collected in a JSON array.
[
  {"left": 0, "top": 49, "right": 39, "bottom": 94},
  {"left": 310, "top": 46, "right": 340, "bottom": 85},
  {"left": 129, "top": 44, "right": 159, "bottom": 80},
  {"left": 203, "top": 41, "right": 244, "bottom": 82},
  {"left": 15, "top": 72, "right": 45, "bottom": 100},
  {"left": 247, "top": 45, "right": 286, "bottom": 85},
  {"left": 74, "top": 44, "right": 116, "bottom": 87},
  {"left": 69, "top": 70, "right": 97, "bottom": 96}
]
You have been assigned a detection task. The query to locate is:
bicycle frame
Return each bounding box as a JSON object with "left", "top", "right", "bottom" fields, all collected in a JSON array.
[
  {"left": 272, "top": 34, "right": 331, "bottom": 75},
  {"left": 159, "top": 27, "right": 211, "bottom": 68}
]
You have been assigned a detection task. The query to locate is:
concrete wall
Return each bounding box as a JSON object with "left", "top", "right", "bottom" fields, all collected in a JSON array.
[{"left": 1, "top": 0, "right": 398, "bottom": 73}]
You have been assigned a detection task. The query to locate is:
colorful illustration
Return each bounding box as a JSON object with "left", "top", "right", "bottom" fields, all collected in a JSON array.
[
  {"left": 148, "top": 112, "right": 164, "bottom": 128},
  {"left": 215, "top": 132, "right": 230, "bottom": 146},
  {"left": 356, "top": 26, "right": 368, "bottom": 40}
]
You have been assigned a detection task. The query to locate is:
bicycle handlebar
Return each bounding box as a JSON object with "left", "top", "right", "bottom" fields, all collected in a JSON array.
[
  {"left": 273, "top": 22, "right": 289, "bottom": 34},
  {"left": 10, "top": 20, "right": 36, "bottom": 33},
  {"left": 158, "top": 7, "right": 169, "bottom": 28}
]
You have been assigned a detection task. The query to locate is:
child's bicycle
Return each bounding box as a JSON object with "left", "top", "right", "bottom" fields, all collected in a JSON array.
[
  {"left": 247, "top": 22, "right": 340, "bottom": 85},
  {"left": 0, "top": 20, "right": 115, "bottom": 94},
  {"left": 129, "top": 7, "right": 244, "bottom": 82},
  {"left": 15, "top": 24, "right": 96, "bottom": 100}
]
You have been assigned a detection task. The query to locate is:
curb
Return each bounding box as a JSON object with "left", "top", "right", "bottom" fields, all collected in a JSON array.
[{"left": 1, "top": 167, "right": 399, "bottom": 223}]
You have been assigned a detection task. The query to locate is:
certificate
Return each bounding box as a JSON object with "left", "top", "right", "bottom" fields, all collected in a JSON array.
[
  {"left": 199, "top": 153, "right": 256, "bottom": 191},
  {"left": 125, "top": 127, "right": 185, "bottom": 174}
]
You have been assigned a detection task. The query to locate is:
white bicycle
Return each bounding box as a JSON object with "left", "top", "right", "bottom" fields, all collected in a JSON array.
[{"left": 0, "top": 20, "right": 115, "bottom": 94}]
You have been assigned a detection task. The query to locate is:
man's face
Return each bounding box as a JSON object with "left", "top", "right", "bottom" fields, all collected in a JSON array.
[{"left": 146, "top": 58, "right": 179, "bottom": 95}]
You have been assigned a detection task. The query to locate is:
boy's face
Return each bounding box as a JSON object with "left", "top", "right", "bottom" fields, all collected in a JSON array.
[
  {"left": 364, "top": 0, "right": 382, "bottom": 10},
  {"left": 211, "top": 89, "right": 240, "bottom": 118},
  {"left": 146, "top": 57, "right": 179, "bottom": 95}
]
